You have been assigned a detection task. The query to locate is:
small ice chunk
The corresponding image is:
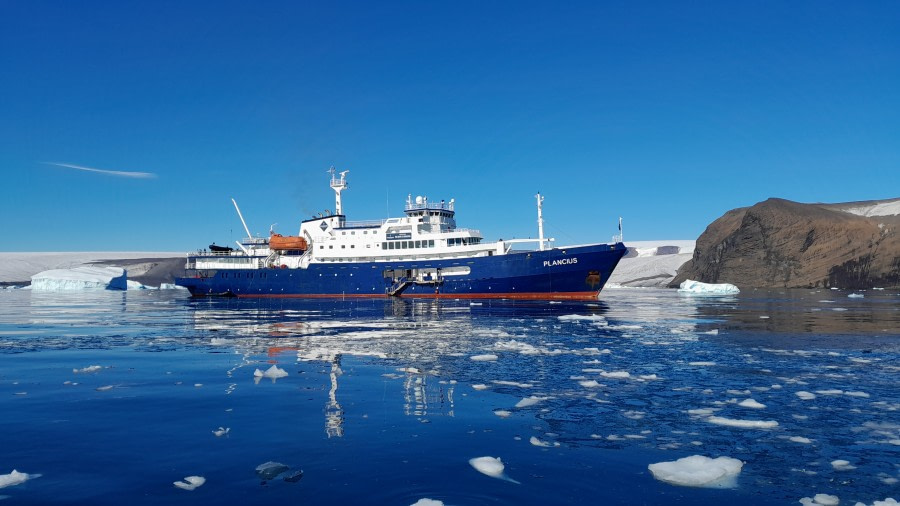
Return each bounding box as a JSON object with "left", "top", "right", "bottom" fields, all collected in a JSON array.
[
  {"left": 470, "top": 354, "right": 498, "bottom": 362},
  {"left": 831, "top": 459, "right": 856, "bottom": 470},
  {"left": 529, "top": 436, "right": 558, "bottom": 447},
  {"left": 74, "top": 365, "right": 102, "bottom": 374},
  {"left": 0, "top": 469, "right": 41, "bottom": 489},
  {"left": 471, "top": 384, "right": 489, "bottom": 390},
  {"left": 579, "top": 380, "right": 601, "bottom": 388},
  {"left": 647, "top": 455, "right": 743, "bottom": 488},
  {"left": 212, "top": 427, "right": 230, "bottom": 437},
  {"left": 410, "top": 499, "right": 444, "bottom": 506},
  {"left": 515, "top": 396, "right": 548, "bottom": 408},
  {"left": 689, "top": 362, "right": 716, "bottom": 367},
  {"left": 96, "top": 385, "right": 114, "bottom": 391},
  {"left": 493, "top": 410, "right": 511, "bottom": 418},
  {"left": 790, "top": 436, "right": 812, "bottom": 444},
  {"left": 800, "top": 494, "right": 840, "bottom": 505},
  {"left": 173, "top": 475, "right": 205, "bottom": 491},
  {"left": 848, "top": 293, "right": 864, "bottom": 298},
  {"left": 254, "top": 365, "right": 289, "bottom": 380},
  {"left": 707, "top": 416, "right": 778, "bottom": 429},
  {"left": 816, "top": 389, "right": 844, "bottom": 396},
  {"left": 677, "top": 279, "right": 740, "bottom": 295},
  {"left": 468, "top": 456, "right": 519, "bottom": 484},
  {"left": 255, "top": 461, "right": 289, "bottom": 481},
  {"left": 600, "top": 371, "right": 631, "bottom": 379},
  {"left": 796, "top": 391, "right": 817, "bottom": 400},
  {"left": 738, "top": 399, "right": 766, "bottom": 409}
]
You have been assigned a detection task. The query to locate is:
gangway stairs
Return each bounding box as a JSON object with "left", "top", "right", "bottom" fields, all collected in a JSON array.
[{"left": 386, "top": 274, "right": 444, "bottom": 297}]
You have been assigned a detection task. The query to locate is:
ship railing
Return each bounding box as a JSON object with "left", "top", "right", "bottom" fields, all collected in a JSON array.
[
  {"left": 404, "top": 202, "right": 454, "bottom": 212},
  {"left": 189, "top": 249, "right": 248, "bottom": 257}
]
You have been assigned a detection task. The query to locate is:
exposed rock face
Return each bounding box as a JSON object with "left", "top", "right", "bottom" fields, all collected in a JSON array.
[{"left": 671, "top": 198, "right": 900, "bottom": 289}]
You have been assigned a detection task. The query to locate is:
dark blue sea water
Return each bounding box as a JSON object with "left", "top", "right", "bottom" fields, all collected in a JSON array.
[{"left": 1, "top": 288, "right": 898, "bottom": 505}]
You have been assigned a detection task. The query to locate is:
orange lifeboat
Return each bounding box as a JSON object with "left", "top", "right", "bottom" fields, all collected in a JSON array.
[{"left": 269, "top": 233, "right": 308, "bottom": 251}]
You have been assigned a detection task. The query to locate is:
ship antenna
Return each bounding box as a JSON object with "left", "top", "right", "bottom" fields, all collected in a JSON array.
[
  {"left": 231, "top": 198, "right": 252, "bottom": 238},
  {"left": 328, "top": 166, "right": 349, "bottom": 215},
  {"left": 536, "top": 192, "right": 545, "bottom": 251}
]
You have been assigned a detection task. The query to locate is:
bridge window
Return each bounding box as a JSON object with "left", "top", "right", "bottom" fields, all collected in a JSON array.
[{"left": 382, "top": 242, "right": 387, "bottom": 249}]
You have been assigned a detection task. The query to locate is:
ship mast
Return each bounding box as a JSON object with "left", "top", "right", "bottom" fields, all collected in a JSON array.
[
  {"left": 536, "top": 193, "right": 545, "bottom": 251},
  {"left": 328, "top": 167, "right": 349, "bottom": 215}
]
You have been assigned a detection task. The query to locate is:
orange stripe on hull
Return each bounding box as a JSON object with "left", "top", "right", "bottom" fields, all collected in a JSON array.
[{"left": 234, "top": 291, "right": 601, "bottom": 301}]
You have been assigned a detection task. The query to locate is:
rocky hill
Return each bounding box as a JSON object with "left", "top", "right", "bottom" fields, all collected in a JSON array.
[{"left": 671, "top": 198, "right": 900, "bottom": 289}]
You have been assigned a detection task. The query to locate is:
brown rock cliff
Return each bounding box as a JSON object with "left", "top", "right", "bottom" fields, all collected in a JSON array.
[{"left": 671, "top": 198, "right": 900, "bottom": 289}]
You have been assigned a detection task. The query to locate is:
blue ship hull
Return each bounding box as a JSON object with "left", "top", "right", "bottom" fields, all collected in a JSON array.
[{"left": 176, "top": 243, "right": 626, "bottom": 300}]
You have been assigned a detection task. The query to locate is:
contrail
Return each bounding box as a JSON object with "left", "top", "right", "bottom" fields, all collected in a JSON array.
[{"left": 44, "top": 162, "right": 157, "bottom": 179}]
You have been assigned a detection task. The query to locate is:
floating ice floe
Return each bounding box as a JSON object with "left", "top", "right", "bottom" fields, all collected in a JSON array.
[
  {"left": 469, "top": 456, "right": 519, "bottom": 484},
  {"left": 600, "top": 371, "right": 631, "bottom": 379},
  {"left": 557, "top": 314, "right": 606, "bottom": 322},
  {"left": 410, "top": 499, "right": 444, "bottom": 506},
  {"left": 471, "top": 384, "right": 489, "bottom": 390},
  {"left": 30, "top": 266, "right": 128, "bottom": 291},
  {"left": 853, "top": 499, "right": 900, "bottom": 506},
  {"left": 515, "top": 396, "right": 548, "bottom": 408},
  {"left": 254, "top": 365, "right": 289, "bottom": 382},
  {"left": 796, "top": 391, "right": 817, "bottom": 400},
  {"left": 799, "top": 493, "right": 840, "bottom": 505},
  {"left": 212, "top": 427, "right": 230, "bottom": 437},
  {"left": 470, "top": 354, "right": 498, "bottom": 362},
  {"left": 848, "top": 293, "right": 864, "bottom": 298},
  {"left": 579, "top": 380, "right": 601, "bottom": 388},
  {"left": 73, "top": 365, "right": 102, "bottom": 374},
  {"left": 707, "top": 416, "right": 778, "bottom": 429},
  {"left": 647, "top": 455, "right": 743, "bottom": 488},
  {"left": 0, "top": 469, "right": 41, "bottom": 489},
  {"left": 255, "top": 461, "right": 289, "bottom": 481},
  {"left": 677, "top": 279, "right": 740, "bottom": 295},
  {"left": 789, "top": 436, "right": 812, "bottom": 444},
  {"left": 738, "top": 398, "right": 766, "bottom": 409},
  {"left": 529, "top": 436, "right": 560, "bottom": 448},
  {"left": 831, "top": 459, "right": 856, "bottom": 471},
  {"left": 493, "top": 410, "right": 511, "bottom": 418},
  {"left": 173, "top": 475, "right": 205, "bottom": 491}
]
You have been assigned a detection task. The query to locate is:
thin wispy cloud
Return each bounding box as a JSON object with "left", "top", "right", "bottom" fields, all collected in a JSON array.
[{"left": 44, "top": 162, "right": 157, "bottom": 179}]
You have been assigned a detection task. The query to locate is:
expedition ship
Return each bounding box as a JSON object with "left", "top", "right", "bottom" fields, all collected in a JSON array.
[{"left": 175, "top": 169, "right": 626, "bottom": 300}]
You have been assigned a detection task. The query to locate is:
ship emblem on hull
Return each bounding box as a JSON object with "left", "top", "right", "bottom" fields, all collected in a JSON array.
[{"left": 319, "top": 222, "right": 328, "bottom": 231}]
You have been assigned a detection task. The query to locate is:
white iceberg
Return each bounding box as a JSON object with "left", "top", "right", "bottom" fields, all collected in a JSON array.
[
  {"left": 410, "top": 500, "right": 445, "bottom": 506},
  {"left": 173, "top": 475, "right": 205, "bottom": 491},
  {"left": 0, "top": 469, "right": 41, "bottom": 489},
  {"left": 648, "top": 455, "right": 743, "bottom": 488},
  {"left": 678, "top": 279, "right": 740, "bottom": 295},
  {"left": 30, "top": 266, "right": 127, "bottom": 290},
  {"left": 254, "top": 365, "right": 289, "bottom": 381},
  {"left": 159, "top": 283, "right": 189, "bottom": 290},
  {"left": 469, "top": 456, "right": 519, "bottom": 484}
]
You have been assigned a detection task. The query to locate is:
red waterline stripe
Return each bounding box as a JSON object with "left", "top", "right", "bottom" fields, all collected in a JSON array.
[{"left": 232, "top": 291, "right": 602, "bottom": 301}]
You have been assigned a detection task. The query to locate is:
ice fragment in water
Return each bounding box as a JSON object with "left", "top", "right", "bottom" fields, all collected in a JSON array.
[
  {"left": 738, "top": 398, "right": 766, "bottom": 409},
  {"left": 283, "top": 470, "right": 303, "bottom": 483},
  {"left": 799, "top": 494, "right": 840, "bottom": 505},
  {"left": 494, "top": 410, "right": 511, "bottom": 418},
  {"left": 796, "top": 391, "right": 817, "bottom": 400},
  {"left": 647, "top": 455, "right": 743, "bottom": 488},
  {"left": 789, "top": 436, "right": 812, "bottom": 444},
  {"left": 254, "top": 365, "right": 289, "bottom": 381},
  {"left": 0, "top": 469, "right": 41, "bottom": 489},
  {"left": 255, "top": 461, "right": 289, "bottom": 481},
  {"left": 470, "top": 354, "right": 498, "bottom": 362},
  {"left": 96, "top": 385, "right": 114, "bottom": 391},
  {"left": 848, "top": 293, "right": 864, "bottom": 298},
  {"left": 515, "top": 396, "right": 548, "bottom": 408},
  {"left": 212, "top": 427, "right": 230, "bottom": 437},
  {"left": 173, "top": 476, "right": 205, "bottom": 491},
  {"left": 471, "top": 384, "right": 489, "bottom": 390},
  {"left": 677, "top": 279, "right": 740, "bottom": 295},
  {"left": 529, "top": 436, "right": 559, "bottom": 447},
  {"left": 831, "top": 459, "right": 856, "bottom": 470},
  {"left": 410, "top": 500, "right": 444, "bottom": 506},
  {"left": 468, "top": 456, "right": 519, "bottom": 484},
  {"left": 74, "top": 365, "right": 102, "bottom": 374},
  {"left": 707, "top": 416, "right": 778, "bottom": 429},
  {"left": 31, "top": 266, "right": 128, "bottom": 290}
]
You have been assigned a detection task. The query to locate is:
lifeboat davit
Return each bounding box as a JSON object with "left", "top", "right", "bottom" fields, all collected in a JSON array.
[{"left": 269, "top": 233, "right": 308, "bottom": 251}]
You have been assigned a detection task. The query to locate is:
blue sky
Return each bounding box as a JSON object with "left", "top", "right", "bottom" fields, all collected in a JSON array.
[{"left": 1, "top": 1, "right": 898, "bottom": 251}]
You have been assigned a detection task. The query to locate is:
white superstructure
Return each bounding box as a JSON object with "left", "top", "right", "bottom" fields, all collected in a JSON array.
[{"left": 188, "top": 170, "right": 551, "bottom": 271}]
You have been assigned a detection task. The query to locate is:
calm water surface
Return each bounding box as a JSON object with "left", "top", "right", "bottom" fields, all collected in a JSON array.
[{"left": 1, "top": 288, "right": 898, "bottom": 505}]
